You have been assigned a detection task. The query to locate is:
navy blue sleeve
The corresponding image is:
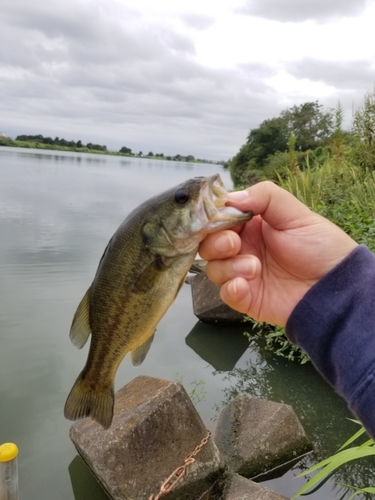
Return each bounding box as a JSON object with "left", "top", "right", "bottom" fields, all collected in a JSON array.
[{"left": 286, "top": 245, "right": 375, "bottom": 438}]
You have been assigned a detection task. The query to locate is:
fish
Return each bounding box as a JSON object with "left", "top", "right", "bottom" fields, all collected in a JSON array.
[{"left": 64, "top": 174, "right": 252, "bottom": 429}]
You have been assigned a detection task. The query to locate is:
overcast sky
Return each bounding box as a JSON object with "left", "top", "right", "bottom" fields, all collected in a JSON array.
[{"left": 1, "top": 0, "right": 374, "bottom": 161}]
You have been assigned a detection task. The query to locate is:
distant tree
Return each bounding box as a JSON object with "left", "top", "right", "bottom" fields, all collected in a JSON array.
[
  {"left": 14, "top": 134, "right": 109, "bottom": 153},
  {"left": 246, "top": 117, "right": 289, "bottom": 165},
  {"left": 281, "top": 101, "right": 334, "bottom": 151},
  {"left": 138, "top": 151, "right": 143, "bottom": 156},
  {"left": 147, "top": 152, "right": 154, "bottom": 156},
  {"left": 16, "top": 134, "right": 44, "bottom": 142},
  {"left": 119, "top": 146, "right": 132, "bottom": 154},
  {"left": 186, "top": 155, "right": 195, "bottom": 162},
  {"left": 174, "top": 154, "right": 182, "bottom": 161},
  {"left": 86, "top": 143, "right": 106, "bottom": 151}
]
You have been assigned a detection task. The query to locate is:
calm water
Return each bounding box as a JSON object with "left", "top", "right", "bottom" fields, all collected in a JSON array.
[{"left": 0, "top": 147, "right": 371, "bottom": 499}]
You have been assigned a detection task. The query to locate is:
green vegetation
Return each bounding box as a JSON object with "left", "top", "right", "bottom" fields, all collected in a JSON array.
[
  {"left": 230, "top": 101, "right": 334, "bottom": 187},
  {"left": 175, "top": 373, "right": 207, "bottom": 407},
  {"left": 14, "top": 134, "right": 108, "bottom": 151},
  {"left": 243, "top": 319, "right": 309, "bottom": 364},
  {"left": 293, "top": 420, "right": 375, "bottom": 499},
  {"left": 230, "top": 88, "right": 375, "bottom": 363},
  {"left": 0, "top": 134, "right": 220, "bottom": 164}
]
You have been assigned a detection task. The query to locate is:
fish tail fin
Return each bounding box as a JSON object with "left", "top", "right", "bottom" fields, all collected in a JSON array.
[{"left": 64, "top": 373, "right": 114, "bottom": 430}]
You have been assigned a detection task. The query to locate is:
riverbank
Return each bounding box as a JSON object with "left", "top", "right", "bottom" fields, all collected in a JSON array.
[{"left": 0, "top": 137, "right": 222, "bottom": 165}]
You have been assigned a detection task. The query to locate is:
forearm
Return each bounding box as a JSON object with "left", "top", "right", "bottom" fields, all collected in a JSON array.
[{"left": 286, "top": 245, "right": 375, "bottom": 438}]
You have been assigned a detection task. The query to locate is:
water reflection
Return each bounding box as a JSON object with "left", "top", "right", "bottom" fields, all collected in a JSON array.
[
  {"left": 69, "top": 456, "right": 109, "bottom": 500},
  {"left": 210, "top": 339, "right": 375, "bottom": 496},
  {"left": 186, "top": 322, "right": 249, "bottom": 371}
]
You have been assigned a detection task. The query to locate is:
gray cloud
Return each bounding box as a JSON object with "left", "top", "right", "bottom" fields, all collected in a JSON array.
[
  {"left": 0, "top": 0, "right": 372, "bottom": 160},
  {"left": 239, "top": 0, "right": 368, "bottom": 22},
  {"left": 180, "top": 13, "right": 216, "bottom": 31},
  {"left": 286, "top": 58, "right": 375, "bottom": 91},
  {"left": 0, "top": 0, "right": 281, "bottom": 159}
]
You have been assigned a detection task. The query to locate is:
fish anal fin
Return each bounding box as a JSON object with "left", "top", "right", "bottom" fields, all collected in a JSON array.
[
  {"left": 64, "top": 372, "right": 114, "bottom": 429},
  {"left": 131, "top": 333, "right": 155, "bottom": 366},
  {"left": 70, "top": 287, "right": 92, "bottom": 349}
]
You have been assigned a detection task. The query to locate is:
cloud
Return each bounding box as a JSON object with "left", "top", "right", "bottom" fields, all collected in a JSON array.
[
  {"left": 180, "top": 13, "right": 216, "bottom": 31},
  {"left": 239, "top": 0, "right": 368, "bottom": 23},
  {"left": 0, "top": 0, "right": 282, "bottom": 159},
  {"left": 285, "top": 58, "right": 375, "bottom": 92},
  {"left": 0, "top": 0, "right": 374, "bottom": 160}
]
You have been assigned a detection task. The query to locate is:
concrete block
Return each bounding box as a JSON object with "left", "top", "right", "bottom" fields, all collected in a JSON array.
[
  {"left": 190, "top": 272, "right": 246, "bottom": 324},
  {"left": 222, "top": 473, "right": 289, "bottom": 499},
  {"left": 214, "top": 396, "right": 312, "bottom": 480},
  {"left": 70, "top": 376, "right": 225, "bottom": 500}
]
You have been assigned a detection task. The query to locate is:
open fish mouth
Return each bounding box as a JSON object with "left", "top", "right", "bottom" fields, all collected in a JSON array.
[
  {"left": 210, "top": 175, "right": 228, "bottom": 208},
  {"left": 201, "top": 174, "right": 252, "bottom": 230}
]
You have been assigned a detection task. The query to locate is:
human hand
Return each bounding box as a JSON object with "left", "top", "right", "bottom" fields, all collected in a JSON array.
[{"left": 199, "top": 181, "right": 358, "bottom": 326}]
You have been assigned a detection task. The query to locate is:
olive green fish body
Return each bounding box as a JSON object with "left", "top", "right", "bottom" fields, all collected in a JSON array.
[{"left": 64, "top": 175, "right": 252, "bottom": 428}]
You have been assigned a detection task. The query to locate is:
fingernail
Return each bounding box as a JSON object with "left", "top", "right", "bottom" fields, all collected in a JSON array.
[
  {"left": 232, "top": 257, "right": 256, "bottom": 277},
  {"left": 227, "top": 190, "right": 249, "bottom": 202},
  {"left": 214, "top": 234, "right": 234, "bottom": 253},
  {"left": 228, "top": 279, "right": 237, "bottom": 297}
]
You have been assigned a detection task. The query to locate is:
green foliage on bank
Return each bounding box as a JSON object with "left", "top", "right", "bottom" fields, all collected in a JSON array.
[
  {"left": 243, "top": 320, "right": 310, "bottom": 364},
  {"left": 230, "top": 101, "right": 335, "bottom": 187},
  {"left": 232, "top": 89, "right": 375, "bottom": 363},
  {"left": 229, "top": 93, "right": 375, "bottom": 189},
  {"left": 0, "top": 134, "right": 218, "bottom": 164},
  {"left": 14, "top": 134, "right": 108, "bottom": 151}
]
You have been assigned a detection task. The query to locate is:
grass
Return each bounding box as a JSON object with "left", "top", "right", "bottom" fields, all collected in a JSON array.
[{"left": 293, "top": 421, "right": 375, "bottom": 499}]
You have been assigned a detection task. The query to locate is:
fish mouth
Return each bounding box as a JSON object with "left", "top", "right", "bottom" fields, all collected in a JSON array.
[{"left": 201, "top": 174, "right": 252, "bottom": 231}]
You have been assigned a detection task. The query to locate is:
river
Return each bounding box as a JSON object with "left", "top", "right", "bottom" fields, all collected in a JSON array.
[{"left": 0, "top": 147, "right": 371, "bottom": 499}]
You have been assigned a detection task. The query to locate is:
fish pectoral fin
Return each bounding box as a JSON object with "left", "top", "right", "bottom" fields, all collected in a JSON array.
[
  {"left": 133, "top": 257, "right": 166, "bottom": 293},
  {"left": 70, "top": 286, "right": 92, "bottom": 349},
  {"left": 131, "top": 333, "right": 155, "bottom": 366}
]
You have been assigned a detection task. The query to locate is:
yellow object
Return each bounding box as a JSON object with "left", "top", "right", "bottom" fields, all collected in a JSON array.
[{"left": 0, "top": 443, "right": 18, "bottom": 462}]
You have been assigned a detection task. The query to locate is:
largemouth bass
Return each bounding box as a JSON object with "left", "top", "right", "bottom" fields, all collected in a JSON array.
[{"left": 64, "top": 174, "right": 252, "bottom": 429}]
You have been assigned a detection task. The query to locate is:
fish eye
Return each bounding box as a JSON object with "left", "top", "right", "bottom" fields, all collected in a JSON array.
[{"left": 174, "top": 189, "right": 190, "bottom": 205}]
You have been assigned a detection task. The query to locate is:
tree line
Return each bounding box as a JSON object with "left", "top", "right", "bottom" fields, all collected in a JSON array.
[
  {"left": 119, "top": 147, "right": 197, "bottom": 162},
  {"left": 16, "top": 134, "right": 108, "bottom": 152},
  {"left": 12, "top": 135, "right": 205, "bottom": 163}
]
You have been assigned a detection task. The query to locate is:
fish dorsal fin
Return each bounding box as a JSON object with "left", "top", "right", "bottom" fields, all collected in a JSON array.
[
  {"left": 70, "top": 286, "right": 92, "bottom": 349},
  {"left": 131, "top": 333, "right": 155, "bottom": 366}
]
